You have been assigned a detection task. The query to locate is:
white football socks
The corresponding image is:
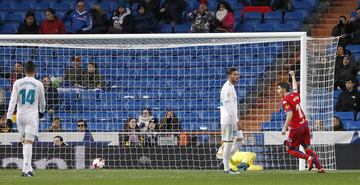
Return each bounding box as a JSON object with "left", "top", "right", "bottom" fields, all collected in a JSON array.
[
  {"left": 223, "top": 142, "right": 232, "bottom": 171},
  {"left": 23, "top": 143, "right": 33, "bottom": 173}
]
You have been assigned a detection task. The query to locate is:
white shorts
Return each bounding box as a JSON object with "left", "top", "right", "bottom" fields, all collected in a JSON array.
[
  {"left": 16, "top": 114, "right": 39, "bottom": 141},
  {"left": 221, "top": 124, "right": 244, "bottom": 142}
]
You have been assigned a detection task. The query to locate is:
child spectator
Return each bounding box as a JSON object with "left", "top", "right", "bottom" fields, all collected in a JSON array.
[
  {"left": 109, "top": 4, "right": 135, "bottom": 33},
  {"left": 123, "top": 117, "right": 142, "bottom": 146},
  {"left": 333, "top": 116, "right": 345, "bottom": 131},
  {"left": 17, "top": 11, "right": 39, "bottom": 34},
  {"left": 187, "top": 3, "right": 215, "bottom": 33},
  {"left": 159, "top": 0, "right": 187, "bottom": 24},
  {"left": 39, "top": 8, "right": 66, "bottom": 34},
  {"left": 214, "top": 1, "right": 234, "bottom": 32},
  {"left": 45, "top": 117, "right": 63, "bottom": 132},
  {"left": 62, "top": 0, "right": 93, "bottom": 33},
  {"left": 89, "top": 5, "right": 109, "bottom": 34},
  {"left": 138, "top": 108, "right": 154, "bottom": 132},
  {"left": 83, "top": 62, "right": 104, "bottom": 89},
  {"left": 160, "top": 111, "right": 181, "bottom": 132},
  {"left": 42, "top": 76, "right": 59, "bottom": 113},
  {"left": 134, "top": 4, "right": 158, "bottom": 33}
]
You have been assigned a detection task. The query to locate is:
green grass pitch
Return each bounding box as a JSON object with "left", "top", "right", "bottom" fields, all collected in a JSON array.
[{"left": 1, "top": 169, "right": 359, "bottom": 185}]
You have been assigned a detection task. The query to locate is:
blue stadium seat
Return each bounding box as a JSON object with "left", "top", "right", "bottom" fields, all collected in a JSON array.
[
  {"left": 0, "top": 3, "right": 13, "bottom": 12},
  {"left": 270, "top": 112, "right": 286, "bottom": 122},
  {"left": 5, "top": 13, "right": 23, "bottom": 22},
  {"left": 254, "top": 23, "right": 274, "bottom": 32},
  {"left": 237, "top": 22, "right": 255, "bottom": 32},
  {"left": 243, "top": 12, "right": 262, "bottom": 24},
  {"left": 274, "top": 23, "right": 295, "bottom": 32},
  {"left": 207, "top": 0, "right": 218, "bottom": 11},
  {"left": 157, "top": 24, "right": 173, "bottom": 33},
  {"left": 0, "top": 23, "right": 17, "bottom": 33},
  {"left": 15, "top": 2, "right": 33, "bottom": 11},
  {"left": 223, "top": 0, "right": 243, "bottom": 10},
  {"left": 261, "top": 121, "right": 283, "bottom": 131},
  {"left": 284, "top": 12, "right": 304, "bottom": 22},
  {"left": 33, "top": 2, "right": 52, "bottom": 11},
  {"left": 264, "top": 11, "right": 283, "bottom": 24},
  {"left": 175, "top": 23, "right": 190, "bottom": 33},
  {"left": 285, "top": 20, "right": 302, "bottom": 30},
  {"left": 334, "top": 90, "right": 341, "bottom": 98},
  {"left": 56, "top": 2, "right": 73, "bottom": 11},
  {"left": 335, "top": 112, "right": 355, "bottom": 121},
  {"left": 342, "top": 120, "right": 360, "bottom": 131}
]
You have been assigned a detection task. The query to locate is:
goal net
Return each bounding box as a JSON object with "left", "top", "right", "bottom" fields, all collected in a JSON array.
[{"left": 0, "top": 33, "right": 338, "bottom": 170}]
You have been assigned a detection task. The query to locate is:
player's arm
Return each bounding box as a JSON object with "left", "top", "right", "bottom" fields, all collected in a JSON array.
[
  {"left": 6, "top": 82, "right": 19, "bottom": 120},
  {"left": 282, "top": 111, "right": 293, "bottom": 135},
  {"left": 289, "top": 70, "right": 298, "bottom": 93},
  {"left": 38, "top": 83, "right": 46, "bottom": 118}
]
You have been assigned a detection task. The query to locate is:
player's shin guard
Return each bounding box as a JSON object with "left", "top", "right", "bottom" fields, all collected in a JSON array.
[
  {"left": 223, "top": 142, "right": 232, "bottom": 172},
  {"left": 287, "top": 148, "right": 309, "bottom": 160},
  {"left": 305, "top": 149, "right": 323, "bottom": 170}
]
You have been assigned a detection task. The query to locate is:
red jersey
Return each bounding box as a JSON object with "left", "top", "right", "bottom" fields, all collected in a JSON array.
[{"left": 281, "top": 92, "right": 308, "bottom": 129}]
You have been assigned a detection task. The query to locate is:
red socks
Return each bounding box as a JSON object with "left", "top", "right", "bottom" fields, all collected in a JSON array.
[
  {"left": 306, "top": 149, "right": 323, "bottom": 170},
  {"left": 287, "top": 149, "right": 310, "bottom": 160}
]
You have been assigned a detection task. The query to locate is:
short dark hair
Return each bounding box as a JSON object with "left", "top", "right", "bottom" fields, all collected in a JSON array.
[
  {"left": 25, "top": 11, "right": 35, "bottom": 18},
  {"left": 226, "top": 68, "right": 237, "bottom": 75},
  {"left": 46, "top": 8, "right": 56, "bottom": 16},
  {"left": 277, "top": 82, "right": 290, "bottom": 92},
  {"left": 52, "top": 117, "right": 61, "bottom": 122},
  {"left": 54, "top": 135, "right": 63, "bottom": 142},
  {"left": 142, "top": 107, "right": 152, "bottom": 115},
  {"left": 339, "top": 15, "right": 346, "bottom": 20},
  {"left": 77, "top": 120, "right": 87, "bottom": 128},
  {"left": 88, "top": 62, "right": 97, "bottom": 68},
  {"left": 24, "top": 61, "right": 36, "bottom": 74}
]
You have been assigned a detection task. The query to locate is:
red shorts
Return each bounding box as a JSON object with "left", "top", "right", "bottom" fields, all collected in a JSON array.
[{"left": 286, "top": 126, "right": 311, "bottom": 149}]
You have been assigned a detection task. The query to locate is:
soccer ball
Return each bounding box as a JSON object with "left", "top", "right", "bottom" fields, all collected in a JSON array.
[{"left": 91, "top": 158, "right": 105, "bottom": 169}]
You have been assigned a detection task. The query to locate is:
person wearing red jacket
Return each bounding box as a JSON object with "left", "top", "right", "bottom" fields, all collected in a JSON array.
[
  {"left": 39, "top": 8, "right": 66, "bottom": 34},
  {"left": 214, "top": 1, "right": 235, "bottom": 32}
]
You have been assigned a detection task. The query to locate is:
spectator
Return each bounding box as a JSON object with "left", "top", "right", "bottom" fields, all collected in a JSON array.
[
  {"left": 332, "top": 16, "right": 350, "bottom": 45},
  {"left": 39, "top": 8, "right": 66, "bottom": 34},
  {"left": 138, "top": 108, "right": 154, "bottom": 132},
  {"left": 140, "top": 0, "right": 160, "bottom": 18},
  {"left": 83, "top": 62, "right": 104, "bottom": 89},
  {"left": 187, "top": 3, "right": 215, "bottom": 33},
  {"left": 214, "top": 1, "right": 234, "bottom": 32},
  {"left": 0, "top": 115, "right": 12, "bottom": 133},
  {"left": 144, "top": 118, "right": 158, "bottom": 146},
  {"left": 159, "top": 0, "right": 187, "bottom": 24},
  {"left": 134, "top": 4, "right": 158, "bottom": 33},
  {"left": 160, "top": 111, "right": 181, "bottom": 132},
  {"left": 332, "top": 116, "right": 345, "bottom": 131},
  {"left": 64, "top": 56, "right": 86, "bottom": 87},
  {"left": 17, "top": 11, "right": 39, "bottom": 34},
  {"left": 252, "top": 0, "right": 271, "bottom": 6},
  {"left": 0, "top": 62, "right": 25, "bottom": 88},
  {"left": 273, "top": 0, "right": 292, "bottom": 12},
  {"left": 336, "top": 78, "right": 360, "bottom": 113},
  {"left": 109, "top": 4, "right": 135, "bottom": 33},
  {"left": 312, "top": 120, "right": 323, "bottom": 131},
  {"left": 45, "top": 117, "right": 63, "bottom": 132},
  {"left": 0, "top": 88, "right": 5, "bottom": 116},
  {"left": 42, "top": 76, "right": 59, "bottom": 113},
  {"left": 123, "top": 117, "right": 142, "bottom": 146},
  {"left": 77, "top": 120, "right": 88, "bottom": 132},
  {"left": 89, "top": 5, "right": 109, "bottom": 34},
  {"left": 62, "top": 0, "right": 93, "bottom": 33},
  {"left": 53, "top": 136, "right": 68, "bottom": 147},
  {"left": 334, "top": 55, "right": 359, "bottom": 89}
]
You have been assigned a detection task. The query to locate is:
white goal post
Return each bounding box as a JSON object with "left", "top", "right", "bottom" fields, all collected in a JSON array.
[{"left": 0, "top": 33, "right": 338, "bottom": 171}]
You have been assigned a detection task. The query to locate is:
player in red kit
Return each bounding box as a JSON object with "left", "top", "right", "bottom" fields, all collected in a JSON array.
[{"left": 276, "top": 71, "right": 325, "bottom": 173}]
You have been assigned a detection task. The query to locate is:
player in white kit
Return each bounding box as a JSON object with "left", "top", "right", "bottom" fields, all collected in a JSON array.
[
  {"left": 6, "top": 61, "right": 45, "bottom": 177},
  {"left": 220, "top": 68, "right": 244, "bottom": 174}
]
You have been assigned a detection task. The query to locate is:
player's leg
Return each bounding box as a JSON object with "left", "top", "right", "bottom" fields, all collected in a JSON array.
[
  {"left": 230, "top": 127, "right": 244, "bottom": 156},
  {"left": 285, "top": 129, "right": 310, "bottom": 160},
  {"left": 221, "top": 124, "right": 239, "bottom": 174},
  {"left": 302, "top": 127, "right": 324, "bottom": 172},
  {"left": 22, "top": 116, "right": 38, "bottom": 176}
]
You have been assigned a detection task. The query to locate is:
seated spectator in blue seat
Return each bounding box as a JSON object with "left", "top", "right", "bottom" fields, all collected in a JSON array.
[
  {"left": 332, "top": 116, "right": 345, "bottom": 131},
  {"left": 53, "top": 135, "right": 68, "bottom": 147},
  {"left": 332, "top": 16, "right": 350, "bottom": 45},
  {"left": 138, "top": 108, "right": 154, "bottom": 132},
  {"left": 0, "top": 62, "right": 24, "bottom": 89},
  {"left": 0, "top": 115, "right": 12, "bottom": 133},
  {"left": 159, "top": 111, "right": 181, "bottom": 132},
  {"left": 140, "top": 0, "right": 160, "bottom": 18},
  {"left": 187, "top": 3, "right": 215, "bottom": 33},
  {"left": 214, "top": 1, "right": 234, "bottom": 32},
  {"left": 64, "top": 56, "right": 86, "bottom": 87},
  {"left": 109, "top": 3, "right": 135, "bottom": 33},
  {"left": 134, "top": 4, "right": 157, "bottom": 33},
  {"left": 123, "top": 117, "right": 142, "bottom": 146},
  {"left": 144, "top": 119, "right": 158, "bottom": 146},
  {"left": 251, "top": 0, "right": 271, "bottom": 6},
  {"left": 88, "top": 5, "right": 108, "bottom": 34},
  {"left": 345, "top": 8, "right": 360, "bottom": 44},
  {"left": 159, "top": 0, "right": 187, "bottom": 24},
  {"left": 77, "top": 120, "right": 88, "bottom": 132},
  {"left": 336, "top": 78, "right": 360, "bottom": 114},
  {"left": 62, "top": 0, "right": 93, "bottom": 33},
  {"left": 83, "top": 62, "right": 104, "bottom": 89},
  {"left": 17, "top": 11, "right": 39, "bottom": 34},
  {"left": 39, "top": 8, "right": 66, "bottom": 34},
  {"left": 42, "top": 76, "right": 59, "bottom": 113},
  {"left": 273, "top": 0, "right": 292, "bottom": 12},
  {"left": 334, "top": 55, "right": 359, "bottom": 90},
  {"left": 45, "top": 117, "right": 63, "bottom": 132}
]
